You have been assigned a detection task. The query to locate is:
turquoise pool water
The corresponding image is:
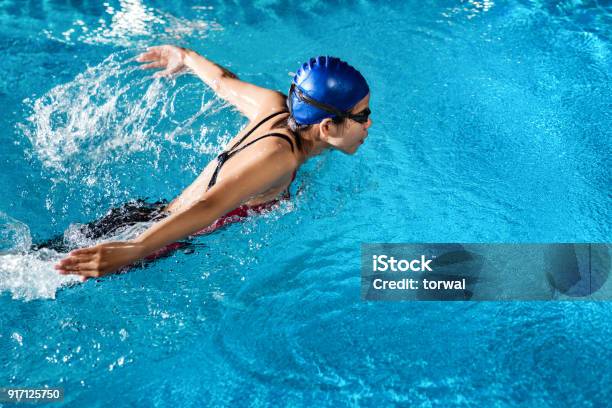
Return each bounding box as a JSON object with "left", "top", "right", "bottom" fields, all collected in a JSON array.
[{"left": 1, "top": 0, "right": 610, "bottom": 406}]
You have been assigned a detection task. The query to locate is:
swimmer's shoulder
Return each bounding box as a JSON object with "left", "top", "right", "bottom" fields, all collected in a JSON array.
[
  {"left": 251, "top": 91, "right": 289, "bottom": 121},
  {"left": 254, "top": 131, "right": 299, "bottom": 168}
]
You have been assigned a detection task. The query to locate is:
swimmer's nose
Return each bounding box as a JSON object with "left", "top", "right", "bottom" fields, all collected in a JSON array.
[{"left": 365, "top": 117, "right": 372, "bottom": 129}]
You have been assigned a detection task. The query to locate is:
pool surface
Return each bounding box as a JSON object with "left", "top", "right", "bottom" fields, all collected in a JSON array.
[{"left": 1, "top": 0, "right": 611, "bottom": 406}]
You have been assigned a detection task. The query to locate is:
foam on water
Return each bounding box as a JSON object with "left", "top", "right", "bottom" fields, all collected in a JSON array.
[
  {"left": 0, "top": 212, "right": 79, "bottom": 300},
  {"left": 0, "top": 208, "right": 169, "bottom": 301},
  {"left": 0, "top": 250, "right": 80, "bottom": 301}
]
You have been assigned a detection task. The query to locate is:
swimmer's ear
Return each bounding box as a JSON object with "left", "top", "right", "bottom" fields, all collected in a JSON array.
[{"left": 318, "top": 118, "right": 335, "bottom": 141}]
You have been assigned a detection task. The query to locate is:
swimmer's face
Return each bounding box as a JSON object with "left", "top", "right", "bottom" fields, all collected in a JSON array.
[{"left": 319, "top": 94, "right": 372, "bottom": 155}]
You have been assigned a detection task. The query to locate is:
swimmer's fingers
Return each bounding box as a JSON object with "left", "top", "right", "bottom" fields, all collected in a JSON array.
[
  {"left": 56, "top": 261, "right": 104, "bottom": 279},
  {"left": 57, "top": 265, "right": 96, "bottom": 276},
  {"left": 72, "top": 268, "right": 104, "bottom": 278},
  {"left": 55, "top": 250, "right": 100, "bottom": 274},
  {"left": 56, "top": 241, "right": 143, "bottom": 280},
  {"left": 55, "top": 254, "right": 92, "bottom": 267},
  {"left": 136, "top": 47, "right": 163, "bottom": 62},
  {"left": 69, "top": 247, "right": 97, "bottom": 256},
  {"left": 136, "top": 46, "right": 187, "bottom": 78},
  {"left": 140, "top": 61, "right": 165, "bottom": 70},
  {"left": 55, "top": 255, "right": 98, "bottom": 274}
]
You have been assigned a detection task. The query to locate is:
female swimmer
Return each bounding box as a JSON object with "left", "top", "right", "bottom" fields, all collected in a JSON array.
[{"left": 54, "top": 45, "right": 372, "bottom": 279}]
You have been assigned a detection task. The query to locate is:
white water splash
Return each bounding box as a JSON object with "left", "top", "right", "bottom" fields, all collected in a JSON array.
[
  {"left": 0, "top": 212, "right": 32, "bottom": 253},
  {"left": 0, "top": 210, "right": 163, "bottom": 301},
  {"left": 0, "top": 212, "right": 79, "bottom": 301},
  {"left": 21, "top": 52, "right": 162, "bottom": 173},
  {"left": 20, "top": 51, "right": 224, "bottom": 177},
  {"left": 0, "top": 250, "right": 80, "bottom": 301}
]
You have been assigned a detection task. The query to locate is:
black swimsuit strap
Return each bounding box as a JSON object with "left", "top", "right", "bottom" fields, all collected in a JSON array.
[
  {"left": 207, "top": 111, "right": 296, "bottom": 191},
  {"left": 227, "top": 133, "right": 295, "bottom": 156},
  {"left": 227, "top": 110, "right": 288, "bottom": 152}
]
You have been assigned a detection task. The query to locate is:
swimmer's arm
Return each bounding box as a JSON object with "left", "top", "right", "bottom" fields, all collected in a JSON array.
[
  {"left": 137, "top": 45, "right": 284, "bottom": 120},
  {"left": 55, "top": 145, "right": 295, "bottom": 278},
  {"left": 182, "top": 49, "right": 285, "bottom": 120}
]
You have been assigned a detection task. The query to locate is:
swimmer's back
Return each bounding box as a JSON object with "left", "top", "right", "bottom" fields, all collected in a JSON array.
[{"left": 166, "top": 97, "right": 299, "bottom": 213}]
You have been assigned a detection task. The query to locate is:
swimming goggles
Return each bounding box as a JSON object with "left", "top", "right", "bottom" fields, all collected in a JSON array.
[{"left": 289, "top": 84, "right": 371, "bottom": 124}]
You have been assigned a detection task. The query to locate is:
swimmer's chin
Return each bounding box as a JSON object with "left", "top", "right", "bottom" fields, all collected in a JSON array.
[
  {"left": 348, "top": 141, "right": 366, "bottom": 155},
  {"left": 334, "top": 140, "right": 365, "bottom": 155}
]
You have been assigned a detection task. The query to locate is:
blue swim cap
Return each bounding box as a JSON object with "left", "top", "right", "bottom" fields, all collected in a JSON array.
[{"left": 288, "top": 56, "right": 369, "bottom": 125}]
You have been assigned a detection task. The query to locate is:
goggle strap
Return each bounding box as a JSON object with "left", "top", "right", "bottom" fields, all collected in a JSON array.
[{"left": 290, "top": 84, "right": 348, "bottom": 119}]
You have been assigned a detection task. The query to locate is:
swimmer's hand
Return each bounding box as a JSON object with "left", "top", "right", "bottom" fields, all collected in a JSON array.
[
  {"left": 54, "top": 241, "right": 145, "bottom": 281},
  {"left": 136, "top": 45, "right": 187, "bottom": 78}
]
